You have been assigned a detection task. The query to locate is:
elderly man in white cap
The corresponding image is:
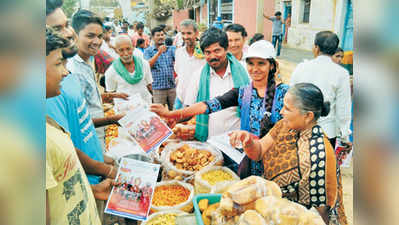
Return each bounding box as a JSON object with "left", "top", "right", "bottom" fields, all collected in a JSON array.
[{"left": 150, "top": 40, "right": 289, "bottom": 177}]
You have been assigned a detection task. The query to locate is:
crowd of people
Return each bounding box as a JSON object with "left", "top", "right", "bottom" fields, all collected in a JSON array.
[{"left": 46, "top": 0, "right": 352, "bottom": 224}]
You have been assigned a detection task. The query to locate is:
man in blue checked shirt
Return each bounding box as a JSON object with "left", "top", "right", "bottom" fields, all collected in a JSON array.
[{"left": 144, "top": 26, "right": 177, "bottom": 110}]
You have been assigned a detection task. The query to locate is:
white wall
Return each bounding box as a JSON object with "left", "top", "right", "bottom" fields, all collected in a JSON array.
[{"left": 286, "top": 0, "right": 346, "bottom": 50}]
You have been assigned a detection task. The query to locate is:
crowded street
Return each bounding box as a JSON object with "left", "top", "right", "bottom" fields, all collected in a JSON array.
[{"left": 45, "top": 0, "right": 354, "bottom": 224}]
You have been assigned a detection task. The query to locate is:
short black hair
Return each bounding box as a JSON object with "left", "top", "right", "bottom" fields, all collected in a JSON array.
[
  {"left": 72, "top": 9, "right": 103, "bottom": 35},
  {"left": 249, "top": 33, "right": 264, "bottom": 45},
  {"left": 200, "top": 27, "right": 229, "bottom": 52},
  {"left": 104, "top": 25, "right": 112, "bottom": 32},
  {"left": 335, "top": 47, "right": 344, "bottom": 53},
  {"left": 314, "top": 31, "right": 339, "bottom": 56},
  {"left": 224, "top": 23, "right": 247, "bottom": 38},
  {"left": 136, "top": 22, "right": 144, "bottom": 30},
  {"left": 165, "top": 37, "right": 173, "bottom": 46},
  {"left": 46, "top": 27, "right": 70, "bottom": 56},
  {"left": 46, "top": 0, "right": 63, "bottom": 16},
  {"left": 159, "top": 24, "right": 166, "bottom": 30},
  {"left": 129, "top": 24, "right": 134, "bottom": 29},
  {"left": 137, "top": 38, "right": 145, "bottom": 46},
  {"left": 151, "top": 26, "right": 164, "bottom": 36},
  {"left": 275, "top": 11, "right": 282, "bottom": 16}
]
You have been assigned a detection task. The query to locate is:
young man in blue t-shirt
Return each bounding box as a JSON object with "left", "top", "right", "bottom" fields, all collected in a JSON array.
[{"left": 264, "top": 11, "right": 285, "bottom": 56}]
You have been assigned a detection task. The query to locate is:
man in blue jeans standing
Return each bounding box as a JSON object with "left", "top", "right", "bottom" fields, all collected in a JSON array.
[{"left": 264, "top": 11, "right": 285, "bottom": 56}]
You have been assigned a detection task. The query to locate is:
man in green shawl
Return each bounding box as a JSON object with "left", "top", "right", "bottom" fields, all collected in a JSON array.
[
  {"left": 185, "top": 27, "right": 250, "bottom": 141},
  {"left": 105, "top": 35, "right": 153, "bottom": 104}
]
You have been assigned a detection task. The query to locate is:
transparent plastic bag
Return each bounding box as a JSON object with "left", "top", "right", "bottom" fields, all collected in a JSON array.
[
  {"left": 194, "top": 166, "right": 240, "bottom": 194},
  {"left": 226, "top": 176, "right": 282, "bottom": 205},
  {"left": 141, "top": 210, "right": 188, "bottom": 225},
  {"left": 151, "top": 139, "right": 180, "bottom": 164},
  {"left": 151, "top": 180, "right": 194, "bottom": 213},
  {"left": 238, "top": 210, "right": 267, "bottom": 225},
  {"left": 161, "top": 141, "right": 223, "bottom": 183}
]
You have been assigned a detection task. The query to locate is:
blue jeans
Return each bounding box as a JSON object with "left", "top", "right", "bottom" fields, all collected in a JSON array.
[{"left": 272, "top": 34, "right": 283, "bottom": 56}]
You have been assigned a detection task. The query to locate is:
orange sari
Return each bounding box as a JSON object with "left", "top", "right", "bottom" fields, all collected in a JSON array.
[{"left": 263, "top": 120, "right": 347, "bottom": 225}]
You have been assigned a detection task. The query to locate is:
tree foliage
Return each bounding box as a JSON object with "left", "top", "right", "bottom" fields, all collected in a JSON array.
[{"left": 62, "top": 0, "right": 78, "bottom": 18}]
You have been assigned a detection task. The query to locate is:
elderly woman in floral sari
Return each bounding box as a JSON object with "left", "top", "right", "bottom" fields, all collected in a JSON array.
[{"left": 230, "top": 83, "right": 347, "bottom": 225}]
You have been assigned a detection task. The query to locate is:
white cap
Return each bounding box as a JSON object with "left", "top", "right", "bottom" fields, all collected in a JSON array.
[{"left": 244, "top": 40, "right": 276, "bottom": 60}]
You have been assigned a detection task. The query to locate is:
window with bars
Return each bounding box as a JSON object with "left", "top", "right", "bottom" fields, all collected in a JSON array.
[{"left": 302, "top": 0, "right": 311, "bottom": 23}]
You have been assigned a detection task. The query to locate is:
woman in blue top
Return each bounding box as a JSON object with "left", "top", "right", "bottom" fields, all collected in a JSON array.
[{"left": 150, "top": 40, "right": 288, "bottom": 177}]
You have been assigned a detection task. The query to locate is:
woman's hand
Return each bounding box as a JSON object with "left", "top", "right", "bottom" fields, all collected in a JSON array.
[
  {"left": 92, "top": 178, "right": 116, "bottom": 201},
  {"left": 150, "top": 104, "right": 172, "bottom": 118},
  {"left": 229, "top": 130, "right": 255, "bottom": 149}
]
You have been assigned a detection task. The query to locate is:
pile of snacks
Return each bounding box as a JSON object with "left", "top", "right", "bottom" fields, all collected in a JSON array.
[
  {"left": 152, "top": 184, "right": 191, "bottom": 207},
  {"left": 161, "top": 142, "right": 223, "bottom": 183},
  {"left": 198, "top": 200, "right": 220, "bottom": 225},
  {"left": 194, "top": 167, "right": 240, "bottom": 194},
  {"left": 142, "top": 210, "right": 187, "bottom": 225},
  {"left": 207, "top": 176, "right": 325, "bottom": 225},
  {"left": 170, "top": 144, "right": 215, "bottom": 172},
  {"left": 104, "top": 109, "right": 118, "bottom": 150},
  {"left": 170, "top": 117, "right": 196, "bottom": 140},
  {"left": 151, "top": 181, "right": 194, "bottom": 213}
]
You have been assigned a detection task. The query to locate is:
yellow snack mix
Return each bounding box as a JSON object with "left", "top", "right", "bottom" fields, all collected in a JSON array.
[
  {"left": 201, "top": 169, "right": 234, "bottom": 185},
  {"left": 147, "top": 213, "right": 177, "bottom": 225}
]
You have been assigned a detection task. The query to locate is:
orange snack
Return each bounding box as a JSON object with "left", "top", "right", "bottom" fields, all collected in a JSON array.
[{"left": 152, "top": 184, "right": 191, "bottom": 207}]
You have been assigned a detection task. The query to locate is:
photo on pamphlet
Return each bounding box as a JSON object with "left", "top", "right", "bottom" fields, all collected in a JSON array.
[
  {"left": 104, "top": 158, "right": 160, "bottom": 221},
  {"left": 119, "top": 107, "right": 173, "bottom": 153}
]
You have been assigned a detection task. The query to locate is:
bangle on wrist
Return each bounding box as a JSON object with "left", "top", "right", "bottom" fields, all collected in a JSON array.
[{"left": 106, "top": 165, "right": 113, "bottom": 178}]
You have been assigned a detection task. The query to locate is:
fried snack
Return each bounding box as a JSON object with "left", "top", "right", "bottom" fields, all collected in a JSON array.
[
  {"left": 198, "top": 199, "right": 209, "bottom": 213},
  {"left": 152, "top": 184, "right": 191, "bottom": 207},
  {"left": 237, "top": 210, "right": 267, "bottom": 225},
  {"left": 202, "top": 203, "right": 220, "bottom": 225},
  {"left": 170, "top": 144, "right": 215, "bottom": 172},
  {"left": 104, "top": 109, "right": 119, "bottom": 150}
]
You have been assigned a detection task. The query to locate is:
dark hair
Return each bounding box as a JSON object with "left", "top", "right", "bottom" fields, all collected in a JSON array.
[
  {"left": 46, "top": 0, "right": 63, "bottom": 16},
  {"left": 335, "top": 47, "right": 344, "bottom": 54},
  {"left": 159, "top": 24, "right": 166, "bottom": 30},
  {"left": 129, "top": 24, "right": 134, "bottom": 29},
  {"left": 151, "top": 26, "right": 164, "bottom": 36},
  {"left": 275, "top": 11, "right": 282, "bottom": 16},
  {"left": 165, "top": 37, "right": 173, "bottom": 46},
  {"left": 199, "top": 27, "right": 229, "bottom": 52},
  {"left": 224, "top": 23, "right": 247, "bottom": 37},
  {"left": 249, "top": 33, "right": 264, "bottom": 45},
  {"left": 71, "top": 9, "right": 103, "bottom": 35},
  {"left": 289, "top": 83, "right": 331, "bottom": 121},
  {"left": 314, "top": 31, "right": 340, "bottom": 56},
  {"left": 137, "top": 38, "right": 145, "bottom": 46},
  {"left": 46, "top": 27, "right": 70, "bottom": 56},
  {"left": 136, "top": 22, "right": 144, "bottom": 30},
  {"left": 104, "top": 25, "right": 112, "bottom": 32}
]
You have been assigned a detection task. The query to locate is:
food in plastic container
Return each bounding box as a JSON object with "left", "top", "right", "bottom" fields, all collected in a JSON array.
[
  {"left": 141, "top": 210, "right": 187, "bottom": 225},
  {"left": 172, "top": 124, "right": 196, "bottom": 140},
  {"left": 237, "top": 210, "right": 267, "bottom": 225},
  {"left": 161, "top": 142, "right": 223, "bottom": 183},
  {"left": 151, "top": 140, "right": 180, "bottom": 164},
  {"left": 194, "top": 166, "right": 240, "bottom": 194},
  {"left": 151, "top": 180, "right": 194, "bottom": 213}
]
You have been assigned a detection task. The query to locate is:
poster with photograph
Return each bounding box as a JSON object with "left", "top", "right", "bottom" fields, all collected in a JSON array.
[
  {"left": 114, "top": 93, "right": 148, "bottom": 114},
  {"left": 118, "top": 107, "right": 173, "bottom": 153},
  {"left": 104, "top": 158, "right": 160, "bottom": 221}
]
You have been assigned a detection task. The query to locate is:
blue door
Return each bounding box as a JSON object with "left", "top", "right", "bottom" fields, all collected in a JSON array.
[
  {"left": 282, "top": 1, "right": 292, "bottom": 41},
  {"left": 342, "top": 0, "right": 353, "bottom": 51}
]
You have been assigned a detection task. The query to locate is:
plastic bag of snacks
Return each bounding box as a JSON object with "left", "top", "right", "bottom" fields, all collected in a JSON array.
[
  {"left": 150, "top": 139, "right": 180, "bottom": 164},
  {"left": 161, "top": 142, "right": 223, "bottom": 183},
  {"left": 151, "top": 180, "right": 194, "bottom": 213},
  {"left": 194, "top": 166, "right": 240, "bottom": 194},
  {"left": 171, "top": 124, "right": 196, "bottom": 140},
  {"left": 141, "top": 210, "right": 188, "bottom": 225}
]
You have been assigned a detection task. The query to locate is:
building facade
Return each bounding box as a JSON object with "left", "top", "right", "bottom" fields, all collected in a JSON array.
[{"left": 277, "top": 0, "right": 353, "bottom": 51}]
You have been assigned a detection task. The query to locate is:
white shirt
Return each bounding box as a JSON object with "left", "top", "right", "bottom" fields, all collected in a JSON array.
[
  {"left": 290, "top": 55, "right": 352, "bottom": 140},
  {"left": 174, "top": 46, "right": 206, "bottom": 105},
  {"left": 186, "top": 62, "right": 241, "bottom": 137},
  {"left": 101, "top": 40, "right": 119, "bottom": 59},
  {"left": 133, "top": 48, "right": 144, "bottom": 59},
  {"left": 105, "top": 59, "right": 153, "bottom": 104}
]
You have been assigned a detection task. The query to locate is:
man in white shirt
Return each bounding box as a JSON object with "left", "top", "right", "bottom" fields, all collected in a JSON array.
[
  {"left": 290, "top": 31, "right": 352, "bottom": 148},
  {"left": 224, "top": 23, "right": 248, "bottom": 68},
  {"left": 174, "top": 19, "right": 206, "bottom": 109},
  {"left": 101, "top": 25, "right": 118, "bottom": 58},
  {"left": 185, "top": 27, "right": 249, "bottom": 140},
  {"left": 105, "top": 35, "right": 153, "bottom": 104}
]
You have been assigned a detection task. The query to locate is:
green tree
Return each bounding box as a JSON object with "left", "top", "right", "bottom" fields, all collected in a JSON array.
[{"left": 62, "top": 0, "right": 78, "bottom": 18}]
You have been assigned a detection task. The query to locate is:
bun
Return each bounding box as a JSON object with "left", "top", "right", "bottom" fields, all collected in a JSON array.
[{"left": 321, "top": 101, "right": 330, "bottom": 117}]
